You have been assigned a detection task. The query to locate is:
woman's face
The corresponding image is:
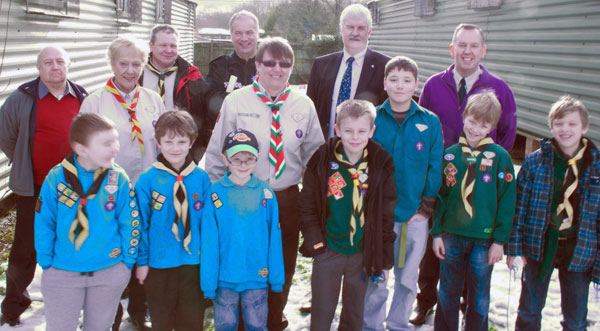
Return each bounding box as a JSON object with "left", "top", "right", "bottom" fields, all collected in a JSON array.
[
  {"left": 256, "top": 50, "right": 293, "bottom": 96},
  {"left": 111, "top": 47, "right": 143, "bottom": 93}
]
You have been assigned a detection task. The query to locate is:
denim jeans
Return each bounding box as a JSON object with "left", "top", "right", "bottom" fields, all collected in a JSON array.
[
  {"left": 515, "top": 257, "right": 591, "bottom": 331},
  {"left": 434, "top": 233, "right": 492, "bottom": 331},
  {"left": 214, "top": 287, "right": 268, "bottom": 331},
  {"left": 363, "top": 219, "right": 429, "bottom": 331}
]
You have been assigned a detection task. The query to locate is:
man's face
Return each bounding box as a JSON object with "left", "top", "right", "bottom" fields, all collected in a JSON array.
[
  {"left": 340, "top": 16, "right": 371, "bottom": 56},
  {"left": 37, "top": 47, "right": 69, "bottom": 86},
  {"left": 450, "top": 28, "right": 487, "bottom": 77},
  {"left": 149, "top": 31, "right": 178, "bottom": 69},
  {"left": 231, "top": 16, "right": 258, "bottom": 61}
]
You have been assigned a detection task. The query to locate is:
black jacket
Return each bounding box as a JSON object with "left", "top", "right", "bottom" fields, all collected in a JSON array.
[{"left": 299, "top": 138, "right": 397, "bottom": 276}]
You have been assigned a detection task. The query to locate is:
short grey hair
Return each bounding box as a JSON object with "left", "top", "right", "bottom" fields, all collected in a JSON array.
[
  {"left": 229, "top": 10, "right": 259, "bottom": 32},
  {"left": 106, "top": 36, "right": 148, "bottom": 65},
  {"left": 339, "top": 4, "right": 372, "bottom": 30},
  {"left": 150, "top": 24, "right": 179, "bottom": 43},
  {"left": 37, "top": 46, "right": 70, "bottom": 67}
]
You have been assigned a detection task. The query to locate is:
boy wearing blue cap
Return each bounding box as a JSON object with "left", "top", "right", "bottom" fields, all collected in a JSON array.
[{"left": 201, "top": 128, "right": 284, "bottom": 331}]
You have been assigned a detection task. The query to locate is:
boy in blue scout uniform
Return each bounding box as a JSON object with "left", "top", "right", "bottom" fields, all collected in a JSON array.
[
  {"left": 201, "top": 128, "right": 284, "bottom": 331},
  {"left": 507, "top": 96, "right": 600, "bottom": 331},
  {"left": 431, "top": 91, "right": 516, "bottom": 331},
  {"left": 363, "top": 56, "right": 443, "bottom": 331},
  {"left": 299, "top": 99, "right": 397, "bottom": 331},
  {"left": 34, "top": 113, "right": 139, "bottom": 331},
  {"left": 134, "top": 110, "right": 211, "bottom": 330}
]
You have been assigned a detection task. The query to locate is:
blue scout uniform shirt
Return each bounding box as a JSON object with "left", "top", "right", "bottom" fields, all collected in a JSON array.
[
  {"left": 135, "top": 165, "right": 211, "bottom": 268},
  {"left": 35, "top": 155, "right": 139, "bottom": 271},
  {"left": 373, "top": 99, "right": 443, "bottom": 222},
  {"left": 200, "top": 174, "right": 284, "bottom": 299}
]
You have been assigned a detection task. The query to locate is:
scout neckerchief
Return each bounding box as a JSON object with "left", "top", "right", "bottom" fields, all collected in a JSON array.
[
  {"left": 146, "top": 61, "right": 178, "bottom": 100},
  {"left": 152, "top": 154, "right": 197, "bottom": 254},
  {"left": 334, "top": 140, "right": 368, "bottom": 247},
  {"left": 62, "top": 152, "right": 109, "bottom": 250},
  {"left": 555, "top": 138, "right": 589, "bottom": 231},
  {"left": 105, "top": 79, "right": 144, "bottom": 154},
  {"left": 459, "top": 133, "right": 494, "bottom": 217},
  {"left": 252, "top": 78, "right": 291, "bottom": 179}
]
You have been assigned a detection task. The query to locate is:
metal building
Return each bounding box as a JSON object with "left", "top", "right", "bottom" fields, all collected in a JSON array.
[
  {"left": 367, "top": 0, "right": 599, "bottom": 147},
  {"left": 0, "top": 0, "right": 197, "bottom": 196}
]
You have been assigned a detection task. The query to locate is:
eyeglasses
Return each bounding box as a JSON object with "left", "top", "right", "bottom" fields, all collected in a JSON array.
[
  {"left": 261, "top": 60, "right": 293, "bottom": 68},
  {"left": 227, "top": 157, "right": 258, "bottom": 166}
]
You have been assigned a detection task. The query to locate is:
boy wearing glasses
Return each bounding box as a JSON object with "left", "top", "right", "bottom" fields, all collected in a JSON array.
[{"left": 201, "top": 128, "right": 284, "bottom": 331}]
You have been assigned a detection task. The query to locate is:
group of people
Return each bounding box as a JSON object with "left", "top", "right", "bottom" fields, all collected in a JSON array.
[{"left": 0, "top": 2, "right": 598, "bottom": 331}]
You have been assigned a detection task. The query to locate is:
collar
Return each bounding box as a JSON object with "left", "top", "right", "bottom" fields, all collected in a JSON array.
[
  {"left": 342, "top": 47, "right": 367, "bottom": 66},
  {"left": 256, "top": 79, "right": 288, "bottom": 100},
  {"left": 452, "top": 66, "right": 482, "bottom": 92},
  {"left": 148, "top": 56, "right": 177, "bottom": 73},
  {"left": 111, "top": 78, "right": 137, "bottom": 100},
  {"left": 220, "top": 173, "right": 259, "bottom": 188},
  {"left": 38, "top": 80, "right": 75, "bottom": 100},
  {"left": 381, "top": 98, "right": 421, "bottom": 118}
]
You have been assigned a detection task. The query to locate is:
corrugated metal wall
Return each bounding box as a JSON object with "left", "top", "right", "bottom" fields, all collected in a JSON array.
[
  {"left": 0, "top": 0, "right": 196, "bottom": 196},
  {"left": 171, "top": 0, "right": 196, "bottom": 63},
  {"left": 369, "top": 0, "right": 600, "bottom": 145}
]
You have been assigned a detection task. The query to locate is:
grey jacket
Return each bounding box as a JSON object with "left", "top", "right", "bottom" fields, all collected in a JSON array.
[{"left": 0, "top": 77, "right": 87, "bottom": 196}]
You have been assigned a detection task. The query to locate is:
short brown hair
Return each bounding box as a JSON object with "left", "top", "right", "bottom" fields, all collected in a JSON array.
[
  {"left": 548, "top": 95, "right": 589, "bottom": 129},
  {"left": 154, "top": 110, "right": 198, "bottom": 143},
  {"left": 452, "top": 23, "right": 485, "bottom": 45},
  {"left": 70, "top": 113, "right": 116, "bottom": 146},
  {"left": 462, "top": 90, "right": 501, "bottom": 129},
  {"left": 336, "top": 99, "right": 376, "bottom": 128},
  {"left": 256, "top": 37, "right": 294, "bottom": 65},
  {"left": 150, "top": 24, "right": 178, "bottom": 43},
  {"left": 385, "top": 56, "right": 418, "bottom": 80}
]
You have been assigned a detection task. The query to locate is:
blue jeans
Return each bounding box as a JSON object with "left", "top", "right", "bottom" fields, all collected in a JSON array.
[
  {"left": 515, "top": 257, "right": 591, "bottom": 331},
  {"left": 363, "top": 219, "right": 429, "bottom": 331},
  {"left": 434, "top": 233, "right": 492, "bottom": 331},
  {"left": 214, "top": 287, "right": 268, "bottom": 331}
]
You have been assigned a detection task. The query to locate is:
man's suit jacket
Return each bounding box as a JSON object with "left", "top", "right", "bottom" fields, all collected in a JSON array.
[{"left": 307, "top": 48, "right": 390, "bottom": 137}]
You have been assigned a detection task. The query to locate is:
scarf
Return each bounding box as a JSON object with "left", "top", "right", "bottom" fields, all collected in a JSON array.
[
  {"left": 62, "top": 153, "right": 109, "bottom": 250},
  {"left": 334, "top": 140, "right": 368, "bottom": 247},
  {"left": 555, "top": 138, "right": 589, "bottom": 230},
  {"left": 146, "top": 61, "right": 178, "bottom": 100},
  {"left": 252, "top": 78, "right": 291, "bottom": 179},
  {"left": 459, "top": 133, "right": 494, "bottom": 218},
  {"left": 152, "top": 154, "right": 197, "bottom": 254},
  {"left": 105, "top": 79, "right": 144, "bottom": 154}
]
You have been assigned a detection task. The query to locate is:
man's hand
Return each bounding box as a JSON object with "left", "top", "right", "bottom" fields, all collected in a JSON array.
[
  {"left": 407, "top": 212, "right": 428, "bottom": 225},
  {"left": 488, "top": 243, "right": 504, "bottom": 266},
  {"left": 136, "top": 265, "right": 149, "bottom": 285},
  {"left": 506, "top": 255, "right": 527, "bottom": 270},
  {"left": 433, "top": 237, "right": 445, "bottom": 260}
]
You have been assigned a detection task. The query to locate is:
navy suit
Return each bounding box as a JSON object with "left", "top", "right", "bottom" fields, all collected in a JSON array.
[{"left": 307, "top": 48, "right": 390, "bottom": 137}]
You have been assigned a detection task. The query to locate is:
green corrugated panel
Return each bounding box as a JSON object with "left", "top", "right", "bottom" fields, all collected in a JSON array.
[{"left": 370, "top": 0, "right": 600, "bottom": 144}]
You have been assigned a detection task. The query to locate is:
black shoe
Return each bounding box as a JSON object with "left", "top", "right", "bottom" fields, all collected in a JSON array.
[
  {"left": 409, "top": 307, "right": 434, "bottom": 326},
  {"left": 0, "top": 314, "right": 20, "bottom": 327}
]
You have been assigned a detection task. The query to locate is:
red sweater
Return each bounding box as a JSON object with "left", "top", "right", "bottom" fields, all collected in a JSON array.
[{"left": 32, "top": 93, "right": 80, "bottom": 185}]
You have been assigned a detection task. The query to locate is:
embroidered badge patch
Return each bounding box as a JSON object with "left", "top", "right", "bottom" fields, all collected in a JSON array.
[
  {"left": 482, "top": 173, "right": 492, "bottom": 183},
  {"left": 130, "top": 238, "right": 139, "bottom": 246},
  {"left": 444, "top": 163, "right": 458, "bottom": 187},
  {"left": 35, "top": 198, "right": 42, "bottom": 213},
  {"left": 213, "top": 199, "right": 223, "bottom": 209},
  {"left": 128, "top": 247, "right": 136, "bottom": 255},
  {"left": 415, "top": 141, "right": 424, "bottom": 151},
  {"left": 314, "top": 242, "right": 324, "bottom": 250},
  {"left": 104, "top": 185, "right": 118, "bottom": 195},
  {"left": 327, "top": 171, "right": 347, "bottom": 200},
  {"left": 131, "top": 229, "right": 140, "bottom": 237},
  {"left": 131, "top": 210, "right": 139, "bottom": 218},
  {"left": 264, "top": 189, "right": 273, "bottom": 199},
  {"left": 258, "top": 268, "right": 269, "bottom": 278},
  {"left": 152, "top": 191, "right": 167, "bottom": 210},
  {"left": 329, "top": 162, "right": 339, "bottom": 170},
  {"left": 132, "top": 219, "right": 140, "bottom": 227},
  {"left": 129, "top": 200, "right": 136, "bottom": 208},
  {"left": 481, "top": 158, "right": 493, "bottom": 167},
  {"left": 105, "top": 201, "right": 116, "bottom": 211},
  {"left": 415, "top": 123, "right": 428, "bottom": 132},
  {"left": 57, "top": 183, "right": 78, "bottom": 208},
  {"left": 483, "top": 151, "right": 496, "bottom": 159},
  {"left": 262, "top": 198, "right": 267, "bottom": 208},
  {"left": 194, "top": 200, "right": 203, "bottom": 210},
  {"left": 479, "top": 164, "right": 487, "bottom": 172},
  {"left": 296, "top": 129, "right": 303, "bottom": 138},
  {"left": 109, "top": 248, "right": 121, "bottom": 258},
  {"left": 107, "top": 170, "right": 119, "bottom": 185},
  {"left": 444, "top": 153, "right": 455, "bottom": 161},
  {"left": 193, "top": 193, "right": 200, "bottom": 200},
  {"left": 211, "top": 193, "right": 219, "bottom": 201},
  {"left": 292, "top": 113, "right": 304, "bottom": 122},
  {"left": 498, "top": 172, "right": 505, "bottom": 180},
  {"left": 505, "top": 173, "right": 514, "bottom": 182}
]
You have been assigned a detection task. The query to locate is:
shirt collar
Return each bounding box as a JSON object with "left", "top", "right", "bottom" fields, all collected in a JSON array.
[
  {"left": 220, "top": 173, "right": 259, "bottom": 188},
  {"left": 452, "top": 66, "right": 482, "bottom": 92},
  {"left": 111, "top": 78, "right": 137, "bottom": 101},
  {"left": 342, "top": 48, "right": 367, "bottom": 66},
  {"left": 256, "top": 79, "right": 287, "bottom": 101},
  {"left": 38, "top": 80, "right": 75, "bottom": 100}
]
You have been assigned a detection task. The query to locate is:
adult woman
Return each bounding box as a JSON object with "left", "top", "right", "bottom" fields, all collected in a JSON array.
[
  {"left": 79, "top": 36, "right": 165, "bottom": 329},
  {"left": 204, "top": 36, "right": 324, "bottom": 331},
  {"left": 80, "top": 36, "right": 166, "bottom": 185}
]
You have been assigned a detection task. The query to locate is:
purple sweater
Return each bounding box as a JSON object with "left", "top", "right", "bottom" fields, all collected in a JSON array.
[{"left": 419, "top": 64, "right": 517, "bottom": 150}]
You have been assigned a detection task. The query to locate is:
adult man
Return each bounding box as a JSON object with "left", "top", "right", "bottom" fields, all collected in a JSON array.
[
  {"left": 0, "top": 46, "right": 87, "bottom": 326},
  {"left": 411, "top": 23, "right": 517, "bottom": 326},
  {"left": 307, "top": 3, "right": 390, "bottom": 139},
  {"left": 141, "top": 24, "right": 206, "bottom": 161},
  {"left": 204, "top": 10, "right": 258, "bottom": 137}
]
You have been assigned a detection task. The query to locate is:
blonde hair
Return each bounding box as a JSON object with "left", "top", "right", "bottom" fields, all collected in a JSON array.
[
  {"left": 548, "top": 95, "right": 589, "bottom": 129},
  {"left": 106, "top": 36, "right": 148, "bottom": 66},
  {"left": 462, "top": 90, "right": 501, "bottom": 129},
  {"left": 336, "top": 99, "right": 376, "bottom": 128}
]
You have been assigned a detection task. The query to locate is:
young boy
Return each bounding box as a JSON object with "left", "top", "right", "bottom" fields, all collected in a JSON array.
[
  {"left": 201, "top": 128, "right": 284, "bottom": 331},
  {"left": 35, "top": 113, "right": 139, "bottom": 331},
  {"left": 431, "top": 90, "right": 516, "bottom": 331},
  {"left": 299, "top": 99, "right": 397, "bottom": 331},
  {"left": 134, "top": 110, "right": 211, "bottom": 330},
  {"left": 507, "top": 96, "right": 599, "bottom": 331},
  {"left": 363, "top": 56, "right": 443, "bottom": 331}
]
